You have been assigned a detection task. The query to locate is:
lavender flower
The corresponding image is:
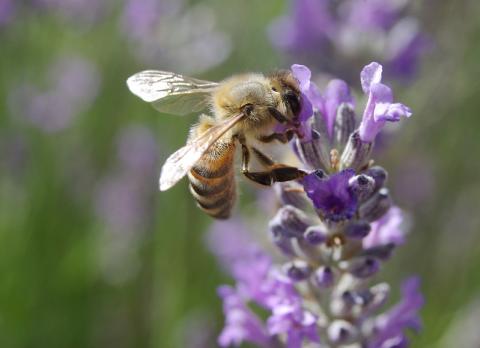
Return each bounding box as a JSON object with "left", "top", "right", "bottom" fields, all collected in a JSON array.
[
  {"left": 33, "top": 0, "right": 110, "bottom": 27},
  {"left": 303, "top": 169, "right": 357, "bottom": 221},
  {"left": 121, "top": 0, "right": 231, "bottom": 74},
  {"left": 269, "top": 0, "right": 430, "bottom": 82},
  {"left": 8, "top": 55, "right": 100, "bottom": 133},
  {"left": 359, "top": 62, "right": 412, "bottom": 143},
  {"left": 95, "top": 125, "right": 159, "bottom": 284},
  {"left": 0, "top": 0, "right": 14, "bottom": 26},
  {"left": 215, "top": 62, "right": 422, "bottom": 347}
]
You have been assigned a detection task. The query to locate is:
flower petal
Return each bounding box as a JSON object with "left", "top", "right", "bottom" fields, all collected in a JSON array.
[
  {"left": 374, "top": 103, "right": 412, "bottom": 122},
  {"left": 370, "top": 82, "right": 393, "bottom": 104},
  {"left": 324, "top": 79, "right": 354, "bottom": 138},
  {"left": 291, "top": 64, "right": 312, "bottom": 90},
  {"left": 361, "top": 62, "right": 383, "bottom": 93}
]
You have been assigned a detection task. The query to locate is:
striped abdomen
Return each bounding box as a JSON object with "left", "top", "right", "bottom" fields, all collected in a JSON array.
[{"left": 187, "top": 140, "right": 236, "bottom": 219}]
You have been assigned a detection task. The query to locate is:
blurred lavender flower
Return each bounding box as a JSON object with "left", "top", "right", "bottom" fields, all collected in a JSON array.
[
  {"left": 206, "top": 219, "right": 262, "bottom": 274},
  {"left": 214, "top": 62, "right": 422, "bottom": 347},
  {"left": 95, "top": 125, "right": 159, "bottom": 284},
  {"left": 121, "top": 0, "right": 231, "bottom": 74},
  {"left": 0, "top": 132, "right": 29, "bottom": 179},
  {"left": 269, "top": 0, "right": 430, "bottom": 82},
  {"left": 394, "top": 155, "right": 435, "bottom": 208},
  {"left": 33, "top": 0, "right": 110, "bottom": 27},
  {"left": 0, "top": 0, "right": 14, "bottom": 26},
  {"left": 8, "top": 55, "right": 100, "bottom": 133}
]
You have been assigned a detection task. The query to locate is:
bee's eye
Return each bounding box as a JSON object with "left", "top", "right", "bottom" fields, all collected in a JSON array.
[{"left": 242, "top": 103, "right": 254, "bottom": 116}]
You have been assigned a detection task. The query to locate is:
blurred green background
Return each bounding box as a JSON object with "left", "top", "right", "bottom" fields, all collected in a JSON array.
[{"left": 1, "top": 1, "right": 480, "bottom": 347}]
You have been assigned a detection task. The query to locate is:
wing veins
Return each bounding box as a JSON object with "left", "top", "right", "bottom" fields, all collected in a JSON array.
[{"left": 159, "top": 113, "right": 245, "bottom": 191}]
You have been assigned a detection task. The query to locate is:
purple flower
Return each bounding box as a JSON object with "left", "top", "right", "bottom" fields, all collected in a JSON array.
[
  {"left": 122, "top": 0, "right": 231, "bottom": 74},
  {"left": 212, "top": 63, "right": 422, "bottom": 347},
  {"left": 268, "top": 0, "right": 334, "bottom": 52},
  {"left": 0, "top": 0, "right": 14, "bottom": 26},
  {"left": 343, "top": 0, "right": 399, "bottom": 31},
  {"left": 323, "top": 79, "right": 355, "bottom": 139},
  {"left": 303, "top": 169, "right": 357, "bottom": 221},
  {"left": 387, "top": 18, "right": 432, "bottom": 79},
  {"left": 369, "top": 277, "right": 424, "bottom": 348},
  {"left": 121, "top": 0, "right": 177, "bottom": 40},
  {"left": 363, "top": 207, "right": 406, "bottom": 249},
  {"left": 291, "top": 64, "right": 323, "bottom": 112},
  {"left": 358, "top": 62, "right": 412, "bottom": 142},
  {"left": 9, "top": 56, "right": 100, "bottom": 133},
  {"left": 269, "top": 0, "right": 429, "bottom": 84},
  {"left": 206, "top": 219, "right": 258, "bottom": 271},
  {"left": 34, "top": 0, "right": 109, "bottom": 27},
  {"left": 95, "top": 125, "right": 158, "bottom": 234},
  {"left": 116, "top": 125, "right": 159, "bottom": 173},
  {"left": 267, "top": 302, "right": 320, "bottom": 348},
  {"left": 288, "top": 64, "right": 317, "bottom": 139},
  {"left": 218, "top": 286, "right": 271, "bottom": 347}
]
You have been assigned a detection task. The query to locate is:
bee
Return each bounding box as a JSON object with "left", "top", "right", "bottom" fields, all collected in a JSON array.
[{"left": 126, "top": 69, "right": 306, "bottom": 219}]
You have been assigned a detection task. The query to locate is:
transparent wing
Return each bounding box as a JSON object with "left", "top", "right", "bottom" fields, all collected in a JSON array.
[
  {"left": 159, "top": 113, "right": 245, "bottom": 191},
  {"left": 126, "top": 70, "right": 218, "bottom": 115}
]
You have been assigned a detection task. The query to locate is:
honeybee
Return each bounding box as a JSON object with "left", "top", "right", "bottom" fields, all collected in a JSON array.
[{"left": 127, "top": 69, "right": 306, "bottom": 219}]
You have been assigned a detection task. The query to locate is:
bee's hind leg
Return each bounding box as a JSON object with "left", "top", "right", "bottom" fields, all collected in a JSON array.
[{"left": 240, "top": 143, "right": 306, "bottom": 186}]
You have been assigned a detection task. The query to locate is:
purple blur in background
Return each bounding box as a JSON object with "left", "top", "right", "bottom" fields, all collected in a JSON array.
[
  {"left": 9, "top": 56, "right": 100, "bottom": 133},
  {"left": 269, "top": 0, "right": 430, "bottom": 82},
  {"left": 121, "top": 0, "right": 231, "bottom": 74}
]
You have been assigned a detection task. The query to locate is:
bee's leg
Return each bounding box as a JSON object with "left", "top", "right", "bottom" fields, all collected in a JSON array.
[
  {"left": 250, "top": 147, "right": 275, "bottom": 166},
  {"left": 257, "top": 129, "right": 296, "bottom": 144},
  {"left": 240, "top": 143, "right": 306, "bottom": 186},
  {"left": 241, "top": 144, "right": 272, "bottom": 186},
  {"left": 251, "top": 146, "right": 307, "bottom": 182}
]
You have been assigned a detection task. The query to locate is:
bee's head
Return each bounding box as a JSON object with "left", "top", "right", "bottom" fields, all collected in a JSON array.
[{"left": 268, "top": 70, "right": 302, "bottom": 121}]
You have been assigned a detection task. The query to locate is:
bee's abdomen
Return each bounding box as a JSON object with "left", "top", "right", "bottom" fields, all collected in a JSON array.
[{"left": 187, "top": 141, "right": 236, "bottom": 219}]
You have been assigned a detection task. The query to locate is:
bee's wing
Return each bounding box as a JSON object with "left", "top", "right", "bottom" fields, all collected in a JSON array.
[
  {"left": 126, "top": 70, "right": 218, "bottom": 116},
  {"left": 159, "top": 113, "right": 245, "bottom": 191}
]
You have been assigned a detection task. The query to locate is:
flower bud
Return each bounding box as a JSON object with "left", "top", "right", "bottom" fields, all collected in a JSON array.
[
  {"left": 359, "top": 188, "right": 392, "bottom": 222},
  {"left": 379, "top": 335, "right": 408, "bottom": 348},
  {"left": 283, "top": 260, "right": 311, "bottom": 281},
  {"left": 344, "top": 220, "right": 371, "bottom": 239},
  {"left": 334, "top": 103, "right": 356, "bottom": 148},
  {"left": 296, "top": 129, "right": 330, "bottom": 170},
  {"left": 270, "top": 205, "right": 311, "bottom": 238},
  {"left": 327, "top": 320, "right": 359, "bottom": 345},
  {"left": 275, "top": 181, "right": 309, "bottom": 209},
  {"left": 362, "top": 243, "right": 396, "bottom": 260},
  {"left": 304, "top": 225, "right": 328, "bottom": 245},
  {"left": 330, "top": 291, "right": 355, "bottom": 317},
  {"left": 342, "top": 257, "right": 380, "bottom": 279},
  {"left": 366, "top": 165, "right": 388, "bottom": 191},
  {"left": 312, "top": 266, "right": 335, "bottom": 288},
  {"left": 349, "top": 174, "right": 375, "bottom": 201},
  {"left": 269, "top": 223, "right": 296, "bottom": 256},
  {"left": 340, "top": 130, "right": 373, "bottom": 170},
  {"left": 364, "top": 283, "right": 390, "bottom": 313}
]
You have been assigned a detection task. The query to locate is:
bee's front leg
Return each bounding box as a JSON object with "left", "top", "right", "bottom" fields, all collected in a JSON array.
[{"left": 257, "top": 129, "right": 296, "bottom": 144}]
